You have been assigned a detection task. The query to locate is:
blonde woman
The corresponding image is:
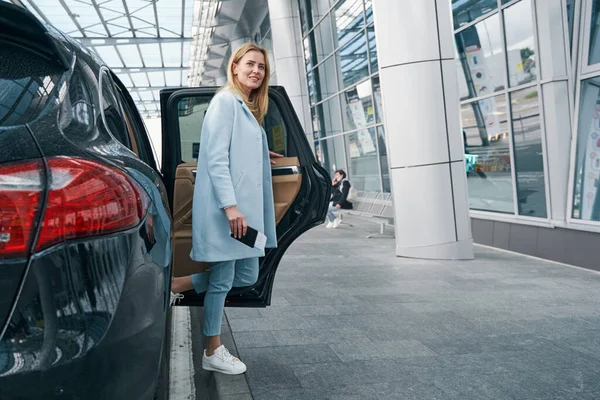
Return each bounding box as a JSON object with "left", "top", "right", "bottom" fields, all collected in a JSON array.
[{"left": 171, "top": 43, "right": 281, "bottom": 375}]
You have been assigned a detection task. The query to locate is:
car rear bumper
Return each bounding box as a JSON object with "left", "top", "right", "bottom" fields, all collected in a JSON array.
[{"left": 0, "top": 229, "right": 170, "bottom": 400}]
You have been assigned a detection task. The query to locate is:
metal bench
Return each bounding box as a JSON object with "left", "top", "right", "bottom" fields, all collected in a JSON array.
[{"left": 336, "top": 191, "right": 395, "bottom": 238}]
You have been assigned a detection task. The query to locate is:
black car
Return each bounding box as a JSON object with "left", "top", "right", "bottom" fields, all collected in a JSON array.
[{"left": 0, "top": 3, "right": 330, "bottom": 399}]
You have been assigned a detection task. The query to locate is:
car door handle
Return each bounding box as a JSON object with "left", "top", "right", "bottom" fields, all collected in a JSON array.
[{"left": 271, "top": 166, "right": 300, "bottom": 176}]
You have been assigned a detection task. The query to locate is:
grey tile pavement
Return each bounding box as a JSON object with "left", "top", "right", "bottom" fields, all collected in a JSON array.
[{"left": 224, "top": 215, "right": 600, "bottom": 399}]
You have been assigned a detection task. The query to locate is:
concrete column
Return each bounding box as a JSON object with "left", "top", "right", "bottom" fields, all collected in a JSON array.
[
  {"left": 373, "top": 0, "right": 474, "bottom": 260},
  {"left": 535, "top": 0, "right": 573, "bottom": 223},
  {"left": 266, "top": 0, "right": 312, "bottom": 140}
]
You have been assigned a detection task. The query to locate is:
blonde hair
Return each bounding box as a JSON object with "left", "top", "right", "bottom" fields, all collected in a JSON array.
[{"left": 223, "top": 42, "right": 270, "bottom": 124}]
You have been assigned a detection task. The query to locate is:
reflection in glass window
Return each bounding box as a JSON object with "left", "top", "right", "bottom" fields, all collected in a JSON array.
[
  {"left": 299, "top": 0, "right": 310, "bottom": 34},
  {"left": 342, "top": 80, "right": 373, "bottom": 131},
  {"left": 510, "top": 87, "right": 547, "bottom": 217},
  {"left": 504, "top": 0, "right": 537, "bottom": 87},
  {"left": 452, "top": 0, "right": 497, "bottom": 29},
  {"left": 455, "top": 13, "right": 504, "bottom": 101},
  {"left": 334, "top": 0, "right": 364, "bottom": 49},
  {"left": 311, "top": 106, "right": 320, "bottom": 140},
  {"left": 572, "top": 78, "right": 600, "bottom": 221},
  {"left": 316, "top": 95, "right": 343, "bottom": 139},
  {"left": 345, "top": 130, "right": 380, "bottom": 191},
  {"left": 365, "top": 0, "right": 373, "bottom": 24},
  {"left": 461, "top": 95, "right": 514, "bottom": 214},
  {"left": 590, "top": 0, "right": 600, "bottom": 65},
  {"left": 339, "top": 31, "right": 369, "bottom": 88},
  {"left": 367, "top": 24, "right": 377, "bottom": 73},
  {"left": 317, "top": 55, "right": 339, "bottom": 99},
  {"left": 313, "top": 13, "right": 335, "bottom": 64},
  {"left": 566, "top": 0, "right": 575, "bottom": 53},
  {"left": 376, "top": 126, "right": 390, "bottom": 192},
  {"left": 315, "top": 134, "right": 348, "bottom": 179},
  {"left": 372, "top": 76, "right": 383, "bottom": 123}
]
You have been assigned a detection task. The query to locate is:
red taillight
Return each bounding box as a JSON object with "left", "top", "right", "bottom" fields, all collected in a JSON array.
[
  {"left": 0, "top": 160, "right": 43, "bottom": 258},
  {"left": 36, "top": 158, "right": 148, "bottom": 252},
  {"left": 0, "top": 157, "right": 149, "bottom": 258}
]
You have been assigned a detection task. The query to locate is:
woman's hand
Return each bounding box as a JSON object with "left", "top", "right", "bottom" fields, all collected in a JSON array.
[
  {"left": 269, "top": 151, "right": 284, "bottom": 165},
  {"left": 225, "top": 206, "right": 247, "bottom": 238}
]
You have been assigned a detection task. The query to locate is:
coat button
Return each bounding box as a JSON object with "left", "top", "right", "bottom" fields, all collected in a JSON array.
[
  {"left": 256, "top": 138, "right": 260, "bottom": 142},
  {"left": 257, "top": 184, "right": 261, "bottom": 188},
  {"left": 257, "top": 161, "right": 260, "bottom": 166},
  {"left": 266, "top": 178, "right": 270, "bottom": 183}
]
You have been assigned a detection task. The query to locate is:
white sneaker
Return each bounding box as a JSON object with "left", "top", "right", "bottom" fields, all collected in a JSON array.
[
  {"left": 202, "top": 345, "right": 247, "bottom": 375},
  {"left": 325, "top": 220, "right": 333, "bottom": 229},
  {"left": 170, "top": 292, "right": 184, "bottom": 306},
  {"left": 332, "top": 217, "right": 342, "bottom": 229}
]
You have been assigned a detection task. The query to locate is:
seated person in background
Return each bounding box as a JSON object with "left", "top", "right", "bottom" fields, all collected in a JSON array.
[{"left": 326, "top": 169, "right": 352, "bottom": 229}]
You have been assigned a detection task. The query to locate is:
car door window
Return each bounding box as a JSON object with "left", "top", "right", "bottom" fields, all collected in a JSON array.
[
  {"left": 263, "top": 101, "right": 289, "bottom": 157},
  {"left": 99, "top": 68, "right": 131, "bottom": 148},
  {"left": 177, "top": 96, "right": 212, "bottom": 163}
]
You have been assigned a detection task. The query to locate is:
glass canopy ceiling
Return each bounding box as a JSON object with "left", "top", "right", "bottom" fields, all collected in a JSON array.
[{"left": 5, "top": 0, "right": 223, "bottom": 118}]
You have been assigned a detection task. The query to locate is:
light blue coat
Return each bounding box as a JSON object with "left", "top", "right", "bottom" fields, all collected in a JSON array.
[{"left": 190, "top": 90, "right": 277, "bottom": 263}]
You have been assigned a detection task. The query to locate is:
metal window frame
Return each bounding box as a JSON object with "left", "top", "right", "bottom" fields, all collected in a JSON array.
[{"left": 566, "top": 0, "right": 600, "bottom": 231}]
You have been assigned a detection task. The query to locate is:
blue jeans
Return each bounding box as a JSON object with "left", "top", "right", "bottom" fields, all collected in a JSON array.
[
  {"left": 191, "top": 258, "right": 259, "bottom": 336},
  {"left": 327, "top": 203, "right": 338, "bottom": 222}
]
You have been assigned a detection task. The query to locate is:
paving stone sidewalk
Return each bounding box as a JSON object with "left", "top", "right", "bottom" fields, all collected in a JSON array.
[{"left": 225, "top": 216, "right": 600, "bottom": 400}]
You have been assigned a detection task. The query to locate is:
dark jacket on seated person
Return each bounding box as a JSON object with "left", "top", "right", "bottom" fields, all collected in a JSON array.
[{"left": 331, "top": 180, "right": 353, "bottom": 209}]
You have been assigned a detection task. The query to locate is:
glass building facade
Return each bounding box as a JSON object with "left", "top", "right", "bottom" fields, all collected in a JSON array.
[
  {"left": 297, "top": 0, "right": 600, "bottom": 230},
  {"left": 298, "top": 0, "right": 389, "bottom": 192}
]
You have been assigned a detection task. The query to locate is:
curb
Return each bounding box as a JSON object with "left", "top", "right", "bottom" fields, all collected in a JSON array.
[{"left": 208, "top": 312, "right": 253, "bottom": 400}]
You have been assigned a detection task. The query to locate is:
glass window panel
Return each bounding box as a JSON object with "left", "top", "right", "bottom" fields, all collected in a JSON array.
[
  {"left": 317, "top": 54, "right": 339, "bottom": 98},
  {"left": 130, "top": 72, "right": 149, "bottom": 87},
  {"left": 367, "top": 24, "right": 378, "bottom": 74},
  {"left": 372, "top": 76, "right": 383, "bottom": 124},
  {"left": 138, "top": 43, "right": 163, "bottom": 67},
  {"left": 461, "top": 95, "right": 514, "bottom": 214},
  {"left": 504, "top": 0, "right": 537, "bottom": 87},
  {"left": 365, "top": 0, "right": 373, "bottom": 24},
  {"left": 589, "top": 0, "right": 600, "bottom": 65},
  {"left": 304, "top": 37, "right": 314, "bottom": 73},
  {"left": 566, "top": 0, "right": 576, "bottom": 54},
  {"left": 342, "top": 80, "right": 374, "bottom": 131},
  {"left": 333, "top": 0, "right": 365, "bottom": 49},
  {"left": 94, "top": 46, "right": 124, "bottom": 68},
  {"left": 376, "top": 126, "right": 390, "bottom": 192},
  {"left": 299, "top": 0, "right": 310, "bottom": 34},
  {"left": 311, "top": 106, "right": 320, "bottom": 140},
  {"left": 117, "top": 73, "right": 133, "bottom": 87},
  {"left": 157, "top": 0, "right": 182, "bottom": 37},
  {"left": 345, "top": 130, "right": 380, "bottom": 191},
  {"left": 146, "top": 71, "right": 165, "bottom": 87},
  {"left": 572, "top": 77, "right": 600, "bottom": 221},
  {"left": 165, "top": 70, "right": 181, "bottom": 86},
  {"left": 452, "top": 0, "right": 497, "bottom": 29},
  {"left": 339, "top": 32, "right": 369, "bottom": 88},
  {"left": 510, "top": 87, "right": 547, "bottom": 217},
  {"left": 455, "top": 13, "right": 504, "bottom": 100},
  {"left": 315, "top": 135, "right": 348, "bottom": 179},
  {"left": 162, "top": 42, "right": 183, "bottom": 67},
  {"left": 316, "top": 95, "right": 343, "bottom": 138},
  {"left": 313, "top": 13, "right": 336, "bottom": 63},
  {"left": 116, "top": 44, "right": 142, "bottom": 67},
  {"left": 307, "top": 70, "right": 317, "bottom": 105}
]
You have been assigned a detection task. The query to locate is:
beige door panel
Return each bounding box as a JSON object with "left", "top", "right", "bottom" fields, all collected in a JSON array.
[
  {"left": 172, "top": 163, "right": 209, "bottom": 277},
  {"left": 171, "top": 157, "right": 302, "bottom": 276},
  {"left": 271, "top": 157, "right": 302, "bottom": 224}
]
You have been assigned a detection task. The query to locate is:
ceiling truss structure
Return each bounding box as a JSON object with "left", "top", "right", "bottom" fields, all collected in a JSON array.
[{"left": 7, "top": 0, "right": 270, "bottom": 118}]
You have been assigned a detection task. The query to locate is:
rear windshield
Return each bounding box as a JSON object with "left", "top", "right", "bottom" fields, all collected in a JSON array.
[{"left": 0, "top": 41, "right": 66, "bottom": 127}]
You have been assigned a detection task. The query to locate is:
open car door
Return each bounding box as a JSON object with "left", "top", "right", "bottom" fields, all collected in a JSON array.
[{"left": 160, "top": 86, "right": 330, "bottom": 307}]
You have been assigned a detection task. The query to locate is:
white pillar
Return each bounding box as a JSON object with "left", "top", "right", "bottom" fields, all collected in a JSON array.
[
  {"left": 535, "top": 0, "right": 572, "bottom": 223},
  {"left": 266, "top": 0, "right": 312, "bottom": 140},
  {"left": 373, "top": 0, "right": 474, "bottom": 260}
]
